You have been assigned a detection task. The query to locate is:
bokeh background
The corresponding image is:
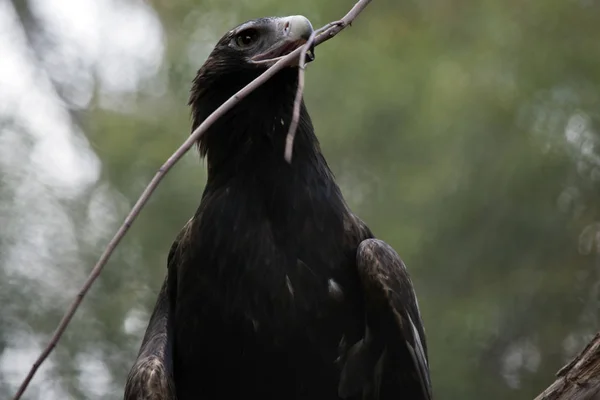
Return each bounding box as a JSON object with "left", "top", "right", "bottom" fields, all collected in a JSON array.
[{"left": 2, "top": 0, "right": 600, "bottom": 398}]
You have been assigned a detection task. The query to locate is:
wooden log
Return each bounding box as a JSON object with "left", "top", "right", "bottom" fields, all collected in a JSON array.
[{"left": 535, "top": 333, "right": 600, "bottom": 400}]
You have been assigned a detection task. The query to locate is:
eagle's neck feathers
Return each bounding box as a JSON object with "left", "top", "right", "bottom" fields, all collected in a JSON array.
[{"left": 189, "top": 69, "right": 325, "bottom": 187}]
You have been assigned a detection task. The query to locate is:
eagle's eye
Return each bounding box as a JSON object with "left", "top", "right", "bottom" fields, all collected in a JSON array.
[{"left": 234, "top": 29, "right": 259, "bottom": 48}]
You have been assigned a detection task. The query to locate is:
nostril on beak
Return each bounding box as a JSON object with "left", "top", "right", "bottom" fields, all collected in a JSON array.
[{"left": 284, "top": 21, "right": 291, "bottom": 34}]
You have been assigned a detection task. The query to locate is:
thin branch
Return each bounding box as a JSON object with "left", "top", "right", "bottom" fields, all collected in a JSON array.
[
  {"left": 284, "top": 31, "right": 315, "bottom": 163},
  {"left": 10, "top": 1, "right": 373, "bottom": 399},
  {"left": 284, "top": 0, "right": 372, "bottom": 162},
  {"left": 314, "top": 0, "right": 372, "bottom": 47}
]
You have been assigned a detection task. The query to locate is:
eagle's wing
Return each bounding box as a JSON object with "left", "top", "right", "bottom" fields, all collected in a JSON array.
[
  {"left": 123, "top": 276, "right": 176, "bottom": 400},
  {"left": 124, "top": 221, "right": 189, "bottom": 400},
  {"left": 338, "top": 238, "right": 432, "bottom": 400}
]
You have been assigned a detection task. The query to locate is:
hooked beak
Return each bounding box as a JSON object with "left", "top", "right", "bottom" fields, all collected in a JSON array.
[{"left": 250, "top": 15, "right": 315, "bottom": 67}]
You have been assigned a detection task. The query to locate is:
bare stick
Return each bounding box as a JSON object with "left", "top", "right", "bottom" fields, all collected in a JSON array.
[
  {"left": 314, "top": 0, "right": 372, "bottom": 47},
  {"left": 284, "top": 0, "right": 372, "bottom": 162},
  {"left": 10, "top": 1, "right": 373, "bottom": 399},
  {"left": 284, "top": 31, "right": 315, "bottom": 163}
]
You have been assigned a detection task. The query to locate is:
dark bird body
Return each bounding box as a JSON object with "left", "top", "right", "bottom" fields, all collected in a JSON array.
[{"left": 125, "top": 15, "right": 432, "bottom": 400}]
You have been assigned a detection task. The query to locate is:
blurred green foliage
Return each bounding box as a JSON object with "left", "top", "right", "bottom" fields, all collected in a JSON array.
[{"left": 3, "top": 0, "right": 600, "bottom": 399}]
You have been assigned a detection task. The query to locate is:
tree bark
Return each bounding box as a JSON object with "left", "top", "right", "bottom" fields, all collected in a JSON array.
[{"left": 535, "top": 333, "right": 600, "bottom": 400}]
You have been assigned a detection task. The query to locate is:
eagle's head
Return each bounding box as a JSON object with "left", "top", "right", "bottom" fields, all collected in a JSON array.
[
  {"left": 206, "top": 15, "right": 314, "bottom": 71},
  {"left": 189, "top": 16, "right": 316, "bottom": 165}
]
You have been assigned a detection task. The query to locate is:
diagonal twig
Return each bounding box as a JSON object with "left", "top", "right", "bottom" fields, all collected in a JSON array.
[{"left": 10, "top": 1, "right": 373, "bottom": 399}]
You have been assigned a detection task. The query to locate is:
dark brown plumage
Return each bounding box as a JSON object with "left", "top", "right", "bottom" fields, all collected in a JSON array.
[{"left": 124, "top": 15, "right": 432, "bottom": 400}]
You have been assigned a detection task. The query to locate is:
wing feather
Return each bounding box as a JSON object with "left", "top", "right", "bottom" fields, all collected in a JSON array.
[
  {"left": 124, "top": 219, "right": 192, "bottom": 400},
  {"left": 339, "top": 238, "right": 432, "bottom": 400},
  {"left": 124, "top": 278, "right": 176, "bottom": 400}
]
